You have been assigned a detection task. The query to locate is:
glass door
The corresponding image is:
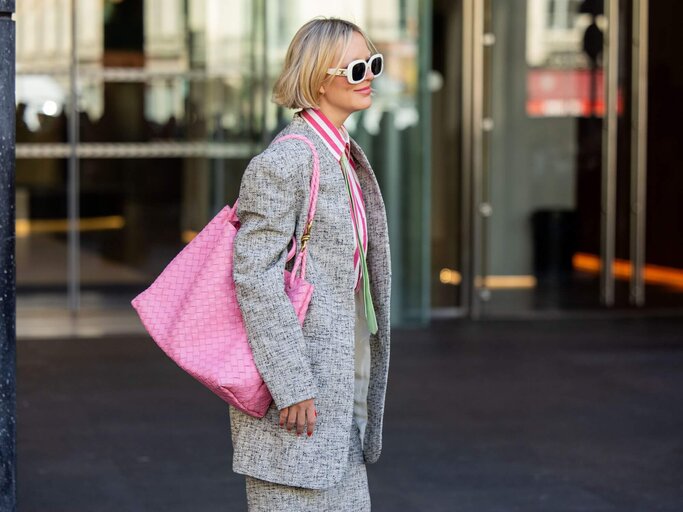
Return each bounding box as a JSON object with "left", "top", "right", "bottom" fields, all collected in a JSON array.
[
  {"left": 464, "top": 0, "right": 633, "bottom": 316},
  {"left": 430, "top": 0, "right": 466, "bottom": 318}
]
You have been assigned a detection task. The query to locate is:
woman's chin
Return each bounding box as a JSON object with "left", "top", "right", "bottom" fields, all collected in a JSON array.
[{"left": 351, "top": 98, "right": 372, "bottom": 112}]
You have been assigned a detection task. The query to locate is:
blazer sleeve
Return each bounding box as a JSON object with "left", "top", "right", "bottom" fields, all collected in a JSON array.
[{"left": 232, "top": 147, "right": 319, "bottom": 411}]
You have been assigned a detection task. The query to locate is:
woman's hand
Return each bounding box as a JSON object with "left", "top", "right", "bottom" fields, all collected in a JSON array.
[{"left": 279, "top": 398, "right": 317, "bottom": 437}]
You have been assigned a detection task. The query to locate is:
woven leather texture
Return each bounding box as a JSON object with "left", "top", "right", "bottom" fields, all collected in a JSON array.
[{"left": 131, "top": 135, "right": 320, "bottom": 418}]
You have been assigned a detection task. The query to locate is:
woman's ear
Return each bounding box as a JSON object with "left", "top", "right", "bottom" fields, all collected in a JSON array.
[{"left": 319, "top": 85, "right": 325, "bottom": 94}]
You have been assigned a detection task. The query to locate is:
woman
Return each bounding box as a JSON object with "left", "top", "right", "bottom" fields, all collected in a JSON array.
[{"left": 230, "top": 17, "right": 392, "bottom": 510}]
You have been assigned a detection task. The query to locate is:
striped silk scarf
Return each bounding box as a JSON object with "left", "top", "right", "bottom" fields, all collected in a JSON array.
[{"left": 340, "top": 146, "right": 378, "bottom": 334}]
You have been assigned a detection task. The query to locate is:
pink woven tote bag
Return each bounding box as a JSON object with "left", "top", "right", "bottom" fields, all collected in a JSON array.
[{"left": 131, "top": 134, "right": 320, "bottom": 418}]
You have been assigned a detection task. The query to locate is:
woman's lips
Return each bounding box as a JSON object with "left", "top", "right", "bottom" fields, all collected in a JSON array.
[{"left": 355, "top": 87, "right": 372, "bottom": 94}]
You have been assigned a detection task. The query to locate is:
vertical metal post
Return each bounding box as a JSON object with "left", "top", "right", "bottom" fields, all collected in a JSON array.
[
  {"left": 601, "top": 0, "right": 619, "bottom": 306},
  {"left": 248, "top": 0, "right": 256, "bottom": 135},
  {"left": 463, "top": 0, "right": 486, "bottom": 318},
  {"left": 418, "top": 0, "right": 432, "bottom": 324},
  {"left": 0, "top": 1, "right": 17, "bottom": 508},
  {"left": 472, "top": 0, "right": 484, "bottom": 318},
  {"left": 67, "top": 0, "right": 80, "bottom": 311},
  {"left": 261, "top": 0, "right": 269, "bottom": 145},
  {"left": 630, "top": 0, "right": 648, "bottom": 305},
  {"left": 460, "top": 0, "right": 474, "bottom": 317}
]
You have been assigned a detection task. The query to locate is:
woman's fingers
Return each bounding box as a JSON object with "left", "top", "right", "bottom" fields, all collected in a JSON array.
[
  {"left": 278, "top": 407, "right": 288, "bottom": 428},
  {"left": 306, "top": 405, "right": 317, "bottom": 437},
  {"left": 286, "top": 405, "right": 298, "bottom": 432},
  {"left": 278, "top": 400, "right": 317, "bottom": 437}
]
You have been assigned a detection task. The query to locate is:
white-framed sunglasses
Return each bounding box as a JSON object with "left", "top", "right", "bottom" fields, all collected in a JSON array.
[{"left": 326, "top": 53, "right": 384, "bottom": 84}]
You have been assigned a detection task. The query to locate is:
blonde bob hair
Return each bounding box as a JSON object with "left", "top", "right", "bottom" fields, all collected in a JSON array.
[{"left": 272, "top": 17, "right": 379, "bottom": 110}]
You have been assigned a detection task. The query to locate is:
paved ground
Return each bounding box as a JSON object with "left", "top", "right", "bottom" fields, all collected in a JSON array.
[{"left": 17, "top": 316, "right": 683, "bottom": 511}]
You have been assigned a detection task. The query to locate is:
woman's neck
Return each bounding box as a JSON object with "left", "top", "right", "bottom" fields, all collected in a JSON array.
[{"left": 316, "top": 103, "right": 349, "bottom": 129}]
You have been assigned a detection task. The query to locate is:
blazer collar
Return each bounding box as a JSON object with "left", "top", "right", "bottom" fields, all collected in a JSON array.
[
  {"left": 286, "top": 113, "right": 376, "bottom": 179},
  {"left": 298, "top": 108, "right": 351, "bottom": 163},
  {"left": 348, "top": 137, "right": 375, "bottom": 178}
]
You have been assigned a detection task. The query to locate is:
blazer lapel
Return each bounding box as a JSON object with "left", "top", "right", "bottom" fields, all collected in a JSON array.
[{"left": 348, "top": 138, "right": 391, "bottom": 343}]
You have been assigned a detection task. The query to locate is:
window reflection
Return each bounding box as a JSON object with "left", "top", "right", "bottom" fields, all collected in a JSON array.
[{"left": 15, "top": 0, "right": 428, "bottom": 324}]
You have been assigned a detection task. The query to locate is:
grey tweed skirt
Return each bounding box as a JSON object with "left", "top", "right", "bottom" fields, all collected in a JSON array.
[{"left": 244, "top": 287, "right": 372, "bottom": 511}]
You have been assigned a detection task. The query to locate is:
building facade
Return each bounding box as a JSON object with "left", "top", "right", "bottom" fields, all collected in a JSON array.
[{"left": 14, "top": 0, "right": 683, "bottom": 328}]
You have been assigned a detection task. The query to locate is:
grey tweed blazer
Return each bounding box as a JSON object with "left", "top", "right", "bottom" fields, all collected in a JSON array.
[{"left": 229, "top": 112, "right": 392, "bottom": 489}]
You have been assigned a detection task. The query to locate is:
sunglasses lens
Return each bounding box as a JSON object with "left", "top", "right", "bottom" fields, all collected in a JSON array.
[
  {"left": 351, "top": 62, "right": 366, "bottom": 83},
  {"left": 370, "top": 56, "right": 383, "bottom": 76}
]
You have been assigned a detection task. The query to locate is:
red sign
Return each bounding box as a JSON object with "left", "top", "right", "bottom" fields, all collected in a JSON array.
[{"left": 527, "top": 69, "right": 624, "bottom": 117}]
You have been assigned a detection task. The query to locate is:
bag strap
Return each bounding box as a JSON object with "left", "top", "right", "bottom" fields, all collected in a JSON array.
[{"left": 270, "top": 134, "right": 320, "bottom": 286}]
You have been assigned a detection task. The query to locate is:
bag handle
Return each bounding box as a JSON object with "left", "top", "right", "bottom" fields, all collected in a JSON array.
[{"left": 270, "top": 134, "right": 321, "bottom": 287}]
